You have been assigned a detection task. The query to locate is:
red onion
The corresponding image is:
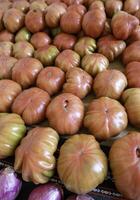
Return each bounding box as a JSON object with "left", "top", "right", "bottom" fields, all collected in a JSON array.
[
  {"left": 67, "top": 195, "right": 94, "bottom": 200},
  {"left": 0, "top": 167, "right": 22, "bottom": 200},
  {"left": 28, "top": 182, "right": 63, "bottom": 200}
]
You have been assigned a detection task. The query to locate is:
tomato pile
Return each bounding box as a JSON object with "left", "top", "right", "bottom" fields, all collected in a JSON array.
[{"left": 0, "top": 0, "right": 140, "bottom": 200}]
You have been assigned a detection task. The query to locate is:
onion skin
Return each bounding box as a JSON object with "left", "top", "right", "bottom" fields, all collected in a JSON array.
[
  {"left": 93, "top": 69, "right": 127, "bottom": 99},
  {"left": 81, "top": 53, "right": 109, "bottom": 76},
  {"left": 14, "top": 127, "right": 59, "bottom": 184},
  {"left": 46, "top": 93, "right": 84, "bottom": 135},
  {"left": 84, "top": 97, "right": 128, "bottom": 141},
  {"left": 111, "top": 11, "right": 139, "bottom": 40},
  {"left": 12, "top": 87, "right": 50, "bottom": 125},
  {"left": 125, "top": 61, "right": 140, "bottom": 88},
  {"left": 28, "top": 183, "right": 63, "bottom": 200},
  {"left": 3, "top": 8, "right": 25, "bottom": 33},
  {"left": 57, "top": 134, "right": 108, "bottom": 194},
  {"left": 36, "top": 67, "right": 65, "bottom": 96},
  {"left": 55, "top": 49, "right": 80, "bottom": 72},
  {"left": 0, "top": 167, "right": 22, "bottom": 200},
  {"left": 67, "top": 195, "right": 94, "bottom": 200},
  {"left": 109, "top": 132, "right": 140, "bottom": 200},
  {"left": 97, "top": 34, "right": 126, "bottom": 62},
  {"left": 123, "top": 41, "right": 140, "bottom": 65},
  {"left": 53, "top": 33, "right": 77, "bottom": 51}
]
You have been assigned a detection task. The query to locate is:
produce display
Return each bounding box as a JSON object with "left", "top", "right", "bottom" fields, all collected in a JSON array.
[{"left": 0, "top": 0, "right": 140, "bottom": 199}]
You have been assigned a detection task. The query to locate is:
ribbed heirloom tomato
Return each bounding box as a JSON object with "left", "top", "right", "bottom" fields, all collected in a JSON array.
[{"left": 109, "top": 132, "right": 140, "bottom": 200}]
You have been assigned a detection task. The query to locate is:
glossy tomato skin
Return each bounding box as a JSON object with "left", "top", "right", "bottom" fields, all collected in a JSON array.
[
  {"left": 55, "top": 49, "right": 80, "bottom": 72},
  {"left": 13, "top": 41, "right": 34, "bottom": 59},
  {"left": 97, "top": 34, "right": 126, "bottom": 62},
  {"left": 12, "top": 87, "right": 50, "bottom": 125},
  {"left": 111, "top": 11, "right": 139, "bottom": 40},
  {"left": 57, "top": 134, "right": 108, "bottom": 194},
  {"left": 67, "top": 4, "right": 86, "bottom": 16},
  {"left": 0, "top": 113, "right": 26, "bottom": 159},
  {"left": 127, "top": 26, "right": 140, "bottom": 44},
  {"left": 30, "top": 32, "right": 51, "bottom": 49},
  {"left": 12, "top": 57, "right": 43, "bottom": 89},
  {"left": 84, "top": 97, "right": 128, "bottom": 141},
  {"left": 93, "top": 69, "right": 127, "bottom": 99},
  {"left": 124, "top": 0, "right": 140, "bottom": 14},
  {"left": 0, "top": 79, "right": 22, "bottom": 112},
  {"left": 0, "top": 56, "right": 17, "bottom": 79},
  {"left": 3, "top": 8, "right": 25, "bottom": 33},
  {"left": 14, "top": 127, "right": 59, "bottom": 184},
  {"left": 0, "top": 30, "right": 14, "bottom": 42},
  {"left": 53, "top": 33, "right": 77, "bottom": 51},
  {"left": 105, "top": 0, "right": 123, "bottom": 17},
  {"left": 63, "top": 67, "right": 93, "bottom": 99},
  {"left": 36, "top": 66, "right": 65, "bottom": 96},
  {"left": 109, "top": 132, "right": 140, "bottom": 200},
  {"left": 45, "top": 2, "right": 66, "bottom": 28},
  {"left": 82, "top": 9, "right": 106, "bottom": 39},
  {"left": 123, "top": 41, "right": 140, "bottom": 65},
  {"left": 0, "top": 41, "right": 13, "bottom": 57},
  {"left": 25, "top": 10, "right": 45, "bottom": 33},
  {"left": 46, "top": 93, "right": 84, "bottom": 135},
  {"left": 122, "top": 88, "right": 140, "bottom": 128},
  {"left": 125, "top": 61, "right": 140, "bottom": 88},
  {"left": 74, "top": 36, "right": 96, "bottom": 57},
  {"left": 81, "top": 53, "right": 109, "bottom": 76}
]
